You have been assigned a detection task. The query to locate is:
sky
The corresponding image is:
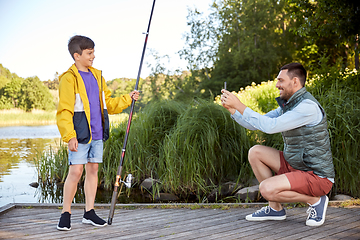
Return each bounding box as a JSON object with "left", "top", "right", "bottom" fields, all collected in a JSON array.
[{"left": 0, "top": 0, "right": 212, "bottom": 81}]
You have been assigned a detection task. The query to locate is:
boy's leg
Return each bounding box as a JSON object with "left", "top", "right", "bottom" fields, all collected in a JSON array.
[
  {"left": 84, "top": 162, "right": 99, "bottom": 211},
  {"left": 62, "top": 164, "right": 84, "bottom": 213},
  {"left": 57, "top": 164, "right": 83, "bottom": 231},
  {"left": 81, "top": 140, "right": 107, "bottom": 227}
]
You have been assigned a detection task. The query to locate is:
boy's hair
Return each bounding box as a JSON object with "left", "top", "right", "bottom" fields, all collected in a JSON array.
[
  {"left": 280, "top": 62, "right": 307, "bottom": 87},
  {"left": 68, "top": 35, "right": 95, "bottom": 60}
]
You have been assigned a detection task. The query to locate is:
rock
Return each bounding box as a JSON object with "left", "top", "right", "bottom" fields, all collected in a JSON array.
[
  {"left": 333, "top": 194, "right": 352, "bottom": 201},
  {"left": 220, "top": 182, "right": 238, "bottom": 196},
  {"left": 249, "top": 178, "right": 259, "bottom": 186},
  {"left": 235, "top": 185, "right": 260, "bottom": 202},
  {"left": 207, "top": 182, "right": 240, "bottom": 202},
  {"left": 139, "top": 178, "right": 161, "bottom": 192},
  {"left": 29, "top": 182, "right": 39, "bottom": 188},
  {"left": 154, "top": 193, "right": 179, "bottom": 202}
]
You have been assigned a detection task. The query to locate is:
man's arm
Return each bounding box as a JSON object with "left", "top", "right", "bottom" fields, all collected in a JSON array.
[
  {"left": 231, "top": 108, "right": 280, "bottom": 131},
  {"left": 221, "top": 89, "right": 322, "bottom": 134}
]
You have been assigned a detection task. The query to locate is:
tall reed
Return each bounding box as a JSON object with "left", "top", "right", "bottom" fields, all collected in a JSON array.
[
  {"left": 160, "top": 100, "right": 252, "bottom": 197},
  {"left": 101, "top": 99, "right": 252, "bottom": 199},
  {"left": 101, "top": 100, "right": 187, "bottom": 189},
  {"left": 34, "top": 143, "right": 68, "bottom": 184},
  {"left": 308, "top": 71, "right": 360, "bottom": 198}
]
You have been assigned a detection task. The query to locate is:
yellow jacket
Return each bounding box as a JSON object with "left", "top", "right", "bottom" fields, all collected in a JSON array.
[{"left": 56, "top": 64, "right": 132, "bottom": 143}]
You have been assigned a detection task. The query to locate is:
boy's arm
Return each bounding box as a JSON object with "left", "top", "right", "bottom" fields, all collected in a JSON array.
[
  {"left": 56, "top": 74, "right": 77, "bottom": 143},
  {"left": 102, "top": 78, "right": 132, "bottom": 114}
]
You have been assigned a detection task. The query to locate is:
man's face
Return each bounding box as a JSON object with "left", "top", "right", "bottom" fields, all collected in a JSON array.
[
  {"left": 77, "top": 48, "right": 95, "bottom": 68},
  {"left": 276, "top": 69, "right": 295, "bottom": 101}
]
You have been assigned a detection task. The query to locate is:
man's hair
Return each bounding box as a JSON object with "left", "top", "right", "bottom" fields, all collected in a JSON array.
[
  {"left": 68, "top": 35, "right": 95, "bottom": 60},
  {"left": 280, "top": 63, "right": 307, "bottom": 87}
]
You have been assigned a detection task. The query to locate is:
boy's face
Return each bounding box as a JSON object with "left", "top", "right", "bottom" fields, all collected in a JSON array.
[{"left": 74, "top": 48, "right": 95, "bottom": 69}]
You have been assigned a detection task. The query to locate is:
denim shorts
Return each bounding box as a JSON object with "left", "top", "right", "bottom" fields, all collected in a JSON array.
[{"left": 68, "top": 140, "right": 103, "bottom": 165}]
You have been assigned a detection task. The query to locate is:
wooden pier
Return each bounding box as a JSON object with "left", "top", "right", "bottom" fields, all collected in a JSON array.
[{"left": 0, "top": 202, "right": 359, "bottom": 239}]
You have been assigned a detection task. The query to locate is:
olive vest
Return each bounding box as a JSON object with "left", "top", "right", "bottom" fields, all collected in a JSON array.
[{"left": 276, "top": 87, "right": 335, "bottom": 178}]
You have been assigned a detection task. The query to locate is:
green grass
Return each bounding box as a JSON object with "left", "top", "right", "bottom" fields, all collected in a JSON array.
[
  {"left": 100, "top": 99, "right": 253, "bottom": 200},
  {"left": 0, "top": 109, "right": 56, "bottom": 126},
  {"left": 307, "top": 72, "right": 360, "bottom": 198},
  {"left": 0, "top": 109, "right": 127, "bottom": 127}
]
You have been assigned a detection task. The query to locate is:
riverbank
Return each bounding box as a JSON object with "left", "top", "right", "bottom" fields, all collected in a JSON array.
[
  {"left": 0, "top": 109, "right": 56, "bottom": 127},
  {"left": 0, "top": 109, "right": 128, "bottom": 127}
]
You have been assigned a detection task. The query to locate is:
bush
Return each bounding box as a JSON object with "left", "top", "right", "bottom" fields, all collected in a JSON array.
[
  {"left": 101, "top": 99, "right": 252, "bottom": 198},
  {"left": 101, "top": 100, "right": 187, "bottom": 189},
  {"left": 215, "top": 80, "right": 283, "bottom": 150}
]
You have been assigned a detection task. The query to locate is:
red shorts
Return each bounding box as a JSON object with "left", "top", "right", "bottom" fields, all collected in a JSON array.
[{"left": 277, "top": 151, "right": 333, "bottom": 197}]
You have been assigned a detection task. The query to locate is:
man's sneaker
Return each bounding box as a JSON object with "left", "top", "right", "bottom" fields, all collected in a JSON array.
[
  {"left": 57, "top": 212, "right": 71, "bottom": 231},
  {"left": 246, "top": 206, "right": 286, "bottom": 221},
  {"left": 306, "top": 195, "right": 329, "bottom": 226},
  {"left": 82, "top": 209, "right": 107, "bottom": 227}
]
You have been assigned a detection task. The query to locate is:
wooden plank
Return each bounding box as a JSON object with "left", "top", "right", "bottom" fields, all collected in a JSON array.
[
  {"left": 115, "top": 209, "right": 243, "bottom": 240},
  {"left": 98, "top": 208, "right": 236, "bottom": 239},
  {"left": 278, "top": 208, "right": 360, "bottom": 240},
  {"left": 0, "top": 204, "right": 359, "bottom": 240}
]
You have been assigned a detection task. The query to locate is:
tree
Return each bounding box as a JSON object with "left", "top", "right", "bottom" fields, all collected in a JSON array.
[
  {"left": 43, "top": 72, "right": 60, "bottom": 90},
  {"left": 19, "top": 76, "right": 55, "bottom": 111},
  {"left": 289, "top": 0, "right": 360, "bottom": 70},
  {"left": 180, "top": 0, "right": 300, "bottom": 97},
  {"left": 1, "top": 77, "right": 23, "bottom": 108}
]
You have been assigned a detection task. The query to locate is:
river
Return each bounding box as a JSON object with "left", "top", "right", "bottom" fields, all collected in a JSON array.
[
  {"left": 0, "top": 125, "right": 153, "bottom": 208},
  {"left": 0, "top": 125, "right": 61, "bottom": 207}
]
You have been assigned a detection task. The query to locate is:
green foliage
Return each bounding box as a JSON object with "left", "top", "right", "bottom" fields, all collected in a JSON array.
[
  {"left": 177, "top": 0, "right": 359, "bottom": 101},
  {"left": 0, "top": 77, "right": 23, "bottom": 108},
  {"left": 19, "top": 76, "right": 55, "bottom": 111},
  {"left": 43, "top": 72, "right": 59, "bottom": 90},
  {"left": 180, "top": 0, "right": 302, "bottom": 98},
  {"left": 101, "top": 100, "right": 187, "bottom": 189},
  {"left": 101, "top": 99, "right": 252, "bottom": 199},
  {"left": 215, "top": 80, "right": 283, "bottom": 149},
  {"left": 160, "top": 100, "right": 251, "bottom": 195},
  {"left": 34, "top": 144, "right": 69, "bottom": 184},
  {"left": 307, "top": 69, "right": 360, "bottom": 198},
  {"left": 0, "top": 64, "right": 55, "bottom": 111},
  {"left": 288, "top": 0, "right": 360, "bottom": 69},
  {"left": 0, "top": 109, "right": 56, "bottom": 126}
]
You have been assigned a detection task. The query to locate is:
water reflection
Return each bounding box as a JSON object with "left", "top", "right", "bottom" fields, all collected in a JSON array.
[
  {"left": 0, "top": 125, "right": 61, "bottom": 207},
  {"left": 0, "top": 138, "right": 60, "bottom": 180},
  {"left": 0, "top": 125, "right": 153, "bottom": 207}
]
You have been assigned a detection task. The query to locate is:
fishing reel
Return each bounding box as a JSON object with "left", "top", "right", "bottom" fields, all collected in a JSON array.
[{"left": 120, "top": 174, "right": 133, "bottom": 188}]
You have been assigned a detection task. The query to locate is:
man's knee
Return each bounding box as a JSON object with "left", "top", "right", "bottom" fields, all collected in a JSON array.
[
  {"left": 259, "top": 180, "right": 275, "bottom": 200},
  {"left": 248, "top": 145, "right": 261, "bottom": 162}
]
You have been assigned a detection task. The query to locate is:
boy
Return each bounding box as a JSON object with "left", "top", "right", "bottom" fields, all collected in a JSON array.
[{"left": 56, "top": 35, "right": 139, "bottom": 231}]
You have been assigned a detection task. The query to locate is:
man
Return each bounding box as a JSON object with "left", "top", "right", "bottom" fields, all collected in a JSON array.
[{"left": 221, "top": 63, "right": 334, "bottom": 226}]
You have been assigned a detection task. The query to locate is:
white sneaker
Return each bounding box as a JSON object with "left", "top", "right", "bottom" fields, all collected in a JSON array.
[{"left": 306, "top": 195, "right": 329, "bottom": 226}]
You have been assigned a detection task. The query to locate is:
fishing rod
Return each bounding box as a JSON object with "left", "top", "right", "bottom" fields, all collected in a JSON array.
[{"left": 108, "top": 0, "right": 156, "bottom": 225}]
